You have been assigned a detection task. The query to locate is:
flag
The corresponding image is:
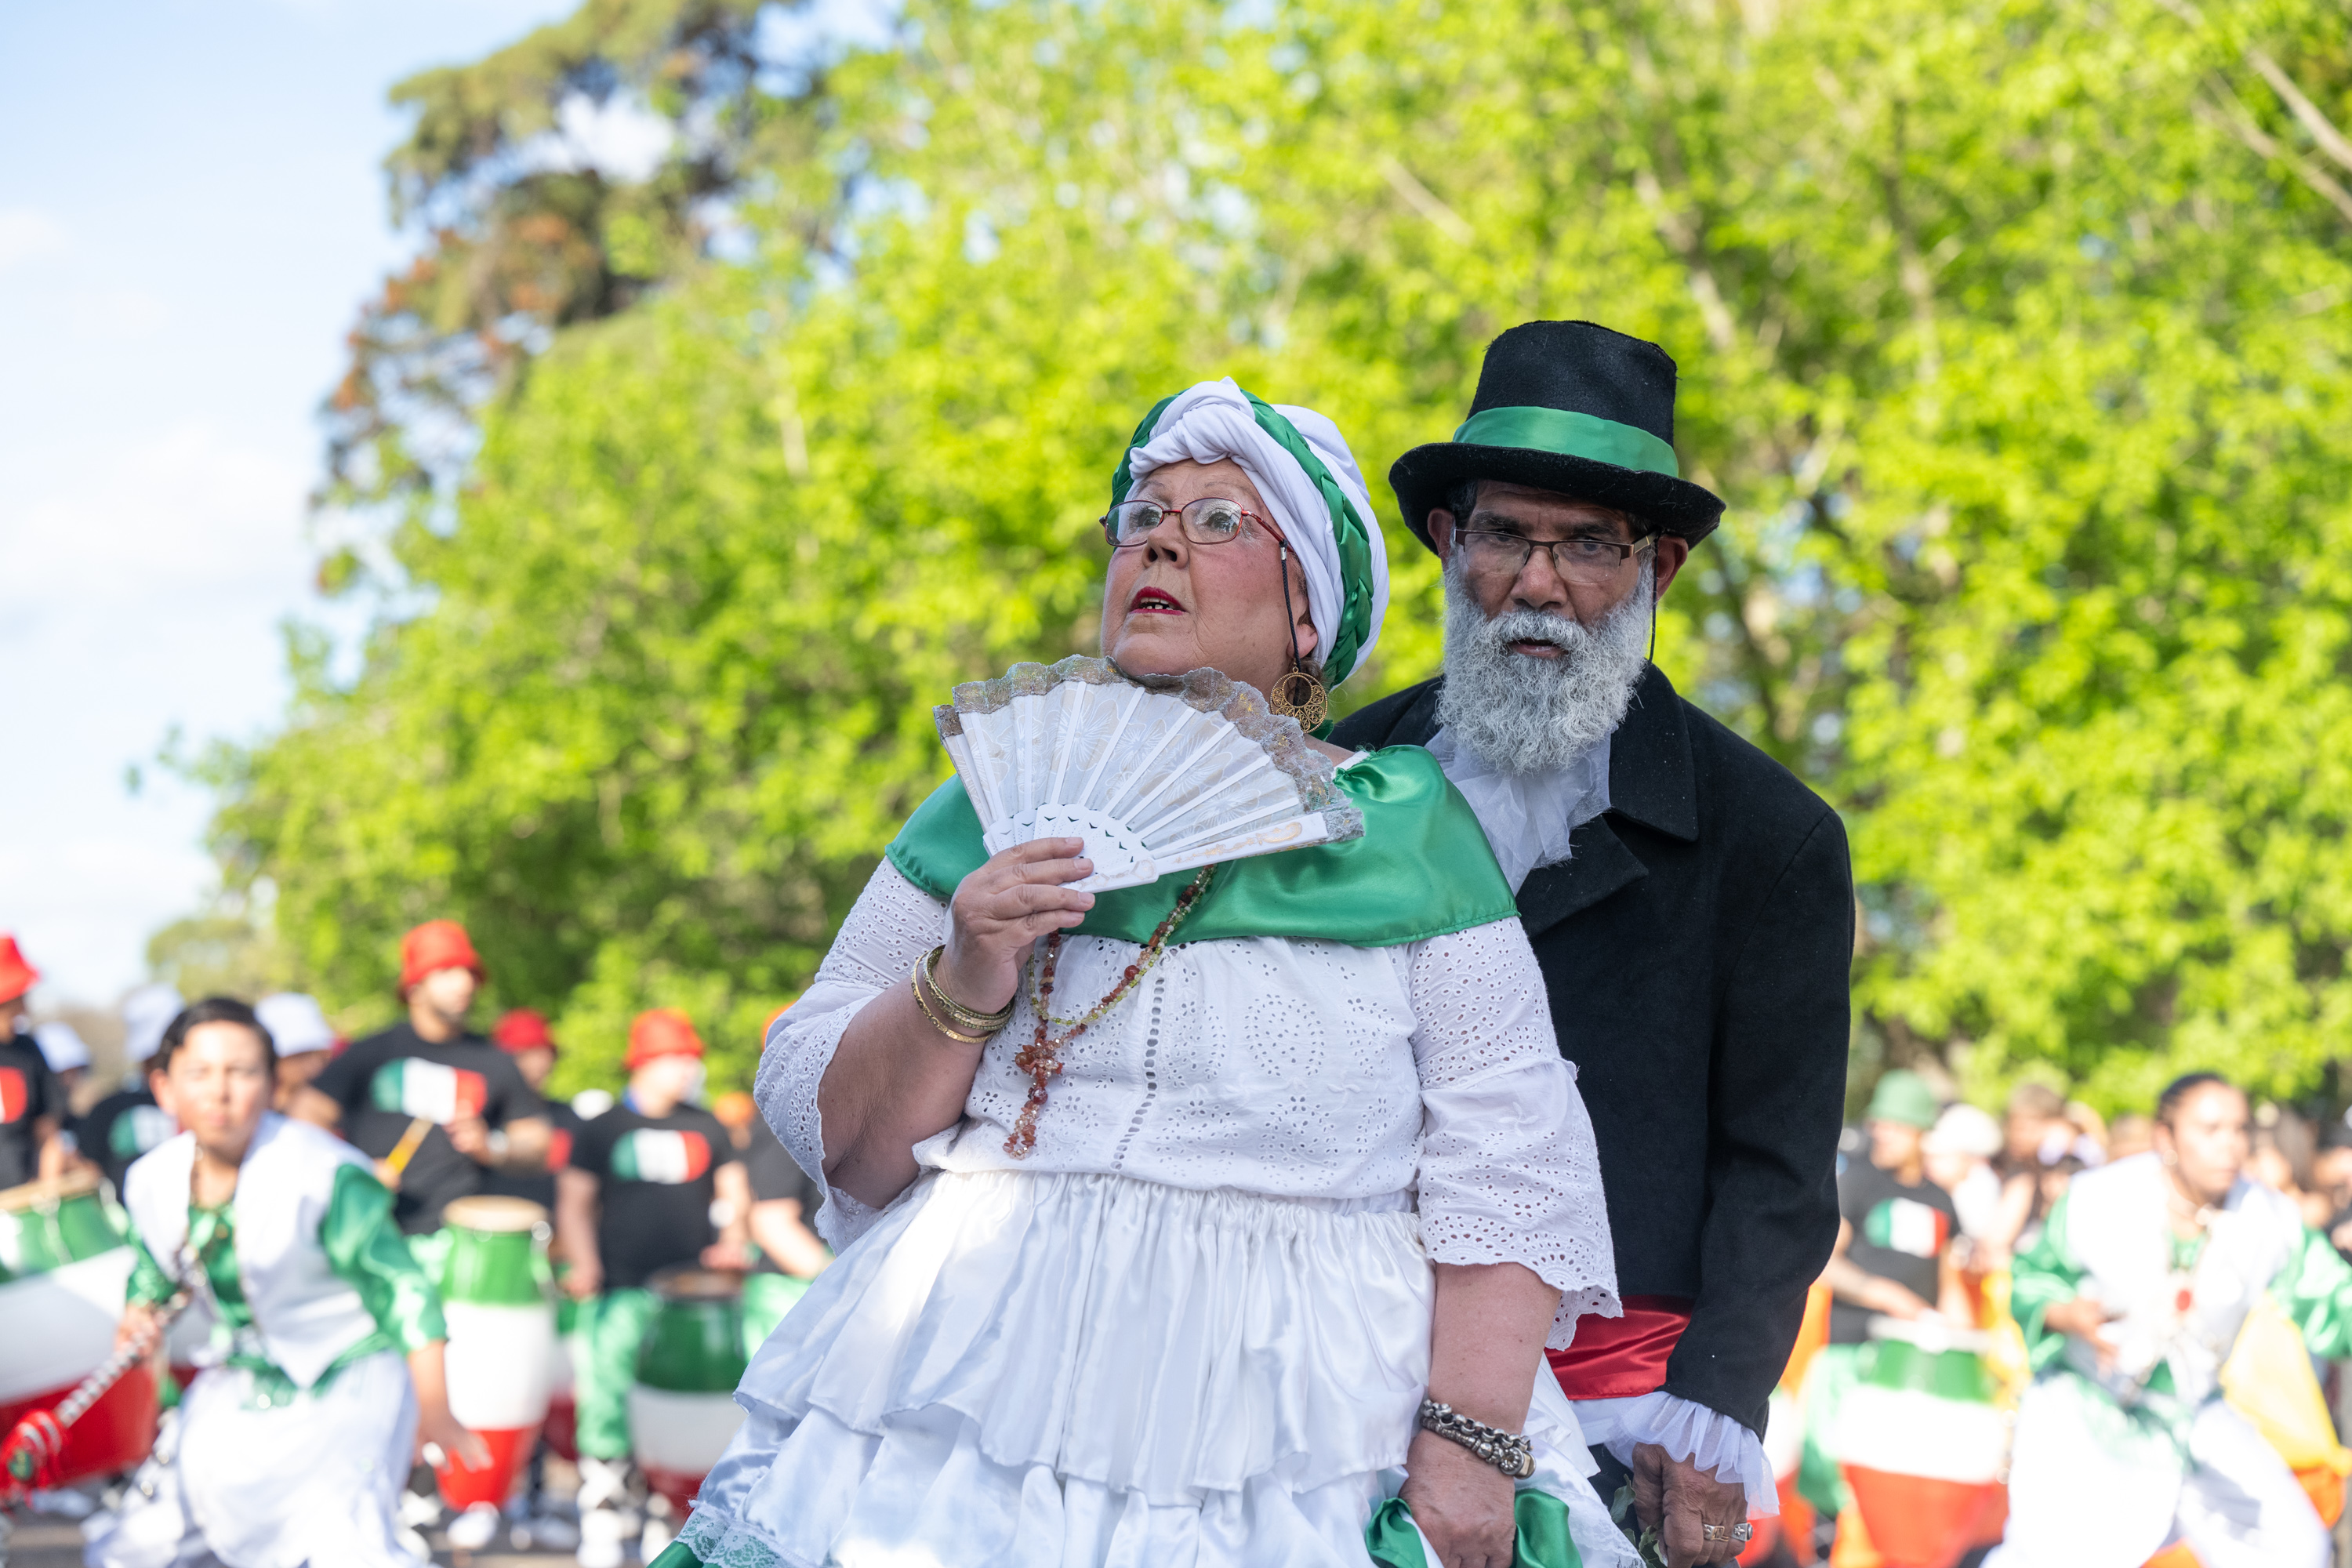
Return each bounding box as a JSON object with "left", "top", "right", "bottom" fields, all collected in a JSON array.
[
  {"left": 368, "top": 1059, "right": 488, "bottom": 1123},
  {"left": 612, "top": 1128, "right": 711, "bottom": 1184},
  {"left": 1864, "top": 1196, "right": 1950, "bottom": 1258}
]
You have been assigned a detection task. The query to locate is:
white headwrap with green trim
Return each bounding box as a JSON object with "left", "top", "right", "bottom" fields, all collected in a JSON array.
[{"left": 1113, "top": 378, "right": 1388, "bottom": 688}]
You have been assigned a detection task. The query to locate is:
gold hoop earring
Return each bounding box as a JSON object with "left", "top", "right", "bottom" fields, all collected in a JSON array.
[{"left": 1270, "top": 662, "right": 1328, "bottom": 731}]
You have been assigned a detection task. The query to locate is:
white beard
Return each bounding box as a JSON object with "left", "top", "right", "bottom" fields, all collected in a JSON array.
[{"left": 1436, "top": 557, "right": 1653, "bottom": 777}]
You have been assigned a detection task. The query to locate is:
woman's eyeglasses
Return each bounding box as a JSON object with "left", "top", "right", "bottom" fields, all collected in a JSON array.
[{"left": 1102, "top": 497, "right": 1276, "bottom": 549}]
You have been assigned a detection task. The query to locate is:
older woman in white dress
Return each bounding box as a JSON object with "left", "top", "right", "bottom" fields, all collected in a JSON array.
[{"left": 658, "top": 381, "right": 1634, "bottom": 1568}]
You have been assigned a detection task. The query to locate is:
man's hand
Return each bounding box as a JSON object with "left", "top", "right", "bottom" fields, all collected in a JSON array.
[
  {"left": 702, "top": 1236, "right": 751, "bottom": 1272},
  {"left": 1861, "top": 1276, "right": 1933, "bottom": 1321},
  {"left": 445, "top": 1115, "right": 491, "bottom": 1161},
  {"left": 1399, "top": 1429, "right": 1518, "bottom": 1568},
  {"left": 1632, "top": 1444, "right": 1748, "bottom": 1568},
  {"left": 2041, "top": 1297, "right": 2122, "bottom": 1369},
  {"left": 372, "top": 1159, "right": 403, "bottom": 1192},
  {"left": 562, "top": 1258, "right": 604, "bottom": 1300}
]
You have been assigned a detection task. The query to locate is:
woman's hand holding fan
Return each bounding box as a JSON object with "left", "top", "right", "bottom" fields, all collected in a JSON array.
[{"left": 938, "top": 838, "right": 1097, "bottom": 1018}]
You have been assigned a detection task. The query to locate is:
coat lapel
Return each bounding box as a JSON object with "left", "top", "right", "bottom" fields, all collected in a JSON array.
[
  {"left": 1515, "top": 665, "right": 1699, "bottom": 939},
  {"left": 1517, "top": 816, "right": 1650, "bottom": 939}
]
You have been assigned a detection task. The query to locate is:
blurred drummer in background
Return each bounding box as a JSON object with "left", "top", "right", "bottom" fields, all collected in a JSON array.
[
  {"left": 85, "top": 997, "right": 487, "bottom": 1568},
  {"left": 480, "top": 1007, "right": 582, "bottom": 1210},
  {"left": 255, "top": 992, "right": 339, "bottom": 1114},
  {"left": 34, "top": 1018, "right": 92, "bottom": 1103},
  {"left": 1796, "top": 1069, "right": 1968, "bottom": 1528},
  {"left": 739, "top": 1100, "right": 831, "bottom": 1348},
  {"left": 78, "top": 986, "right": 184, "bottom": 1193},
  {"left": 0, "top": 932, "right": 69, "bottom": 1186},
  {"left": 294, "top": 920, "right": 552, "bottom": 1277},
  {"left": 75, "top": 984, "right": 185, "bottom": 1196},
  {"left": 558, "top": 1009, "right": 750, "bottom": 1557}
]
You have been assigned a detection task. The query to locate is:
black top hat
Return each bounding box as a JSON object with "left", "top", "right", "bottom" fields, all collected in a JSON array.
[{"left": 1390, "top": 321, "right": 1725, "bottom": 550}]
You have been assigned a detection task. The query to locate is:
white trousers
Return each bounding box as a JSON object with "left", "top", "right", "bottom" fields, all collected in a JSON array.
[
  {"left": 82, "top": 1352, "right": 423, "bottom": 1568},
  {"left": 1988, "top": 1385, "right": 2328, "bottom": 1568}
]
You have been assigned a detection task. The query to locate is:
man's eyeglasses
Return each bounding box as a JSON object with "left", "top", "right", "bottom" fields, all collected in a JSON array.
[
  {"left": 1455, "top": 528, "right": 1656, "bottom": 586},
  {"left": 1102, "top": 497, "right": 1276, "bottom": 550}
]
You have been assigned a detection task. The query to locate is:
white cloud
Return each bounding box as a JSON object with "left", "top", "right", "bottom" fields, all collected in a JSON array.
[
  {"left": 0, "top": 208, "right": 67, "bottom": 270},
  {"left": 67, "top": 287, "right": 171, "bottom": 341},
  {"left": 550, "top": 93, "right": 677, "bottom": 182},
  {"left": 0, "top": 425, "right": 310, "bottom": 606}
]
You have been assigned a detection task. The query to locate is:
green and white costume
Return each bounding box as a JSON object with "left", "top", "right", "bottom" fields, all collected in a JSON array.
[
  {"left": 1987, "top": 1150, "right": 2352, "bottom": 1568},
  {"left": 661, "top": 381, "right": 1634, "bottom": 1568},
  {"left": 85, "top": 1112, "right": 445, "bottom": 1568}
]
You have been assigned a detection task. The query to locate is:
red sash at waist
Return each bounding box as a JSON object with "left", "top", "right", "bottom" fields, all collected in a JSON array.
[{"left": 1547, "top": 1294, "right": 1693, "bottom": 1401}]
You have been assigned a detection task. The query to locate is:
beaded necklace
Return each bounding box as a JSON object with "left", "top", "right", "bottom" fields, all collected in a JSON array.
[{"left": 1004, "top": 865, "right": 1215, "bottom": 1159}]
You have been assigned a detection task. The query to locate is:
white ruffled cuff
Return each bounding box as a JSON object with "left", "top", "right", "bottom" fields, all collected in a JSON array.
[{"left": 1566, "top": 1390, "right": 1778, "bottom": 1519}]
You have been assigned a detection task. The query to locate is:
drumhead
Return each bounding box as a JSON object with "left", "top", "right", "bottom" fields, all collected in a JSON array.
[
  {"left": 650, "top": 1265, "right": 742, "bottom": 1303},
  {"left": 441, "top": 1195, "right": 548, "bottom": 1232},
  {"left": 0, "top": 1168, "right": 104, "bottom": 1212}
]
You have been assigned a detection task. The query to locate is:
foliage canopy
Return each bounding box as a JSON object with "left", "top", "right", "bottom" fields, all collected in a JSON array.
[{"left": 208, "top": 0, "right": 2352, "bottom": 1107}]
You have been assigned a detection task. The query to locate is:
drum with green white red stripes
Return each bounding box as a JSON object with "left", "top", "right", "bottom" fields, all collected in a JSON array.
[
  {"left": 435, "top": 1196, "right": 557, "bottom": 1511},
  {"left": 1832, "top": 1318, "right": 2007, "bottom": 1563},
  {"left": 631, "top": 1268, "right": 751, "bottom": 1513}
]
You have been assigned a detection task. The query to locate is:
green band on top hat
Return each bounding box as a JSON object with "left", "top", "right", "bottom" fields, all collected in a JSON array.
[{"left": 1451, "top": 405, "right": 1681, "bottom": 479}]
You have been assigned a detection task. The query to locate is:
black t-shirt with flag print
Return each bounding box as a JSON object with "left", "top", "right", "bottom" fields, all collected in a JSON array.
[
  {"left": 0, "top": 1033, "right": 66, "bottom": 1190},
  {"left": 77, "top": 1085, "right": 177, "bottom": 1195},
  {"left": 572, "top": 1101, "right": 740, "bottom": 1290},
  {"left": 311, "top": 1022, "right": 546, "bottom": 1236},
  {"left": 1831, "top": 1156, "right": 1960, "bottom": 1345}
]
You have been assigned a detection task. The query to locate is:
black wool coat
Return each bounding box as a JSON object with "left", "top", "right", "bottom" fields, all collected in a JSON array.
[{"left": 1332, "top": 664, "right": 1852, "bottom": 1436}]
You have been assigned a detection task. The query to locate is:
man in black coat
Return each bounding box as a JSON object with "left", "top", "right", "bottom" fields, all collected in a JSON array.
[{"left": 1333, "top": 321, "right": 1851, "bottom": 1568}]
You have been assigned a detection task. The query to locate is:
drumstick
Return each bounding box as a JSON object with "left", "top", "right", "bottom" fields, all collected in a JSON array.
[
  {"left": 2, "top": 1285, "right": 194, "bottom": 1503},
  {"left": 383, "top": 1116, "right": 434, "bottom": 1175}
]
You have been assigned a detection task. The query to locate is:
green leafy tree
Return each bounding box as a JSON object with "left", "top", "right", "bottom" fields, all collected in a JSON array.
[{"left": 201, "top": 0, "right": 2352, "bottom": 1110}]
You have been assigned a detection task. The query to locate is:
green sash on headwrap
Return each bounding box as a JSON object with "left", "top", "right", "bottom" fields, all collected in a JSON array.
[
  {"left": 1366, "top": 1495, "right": 1586, "bottom": 1568},
  {"left": 884, "top": 746, "right": 1515, "bottom": 948}
]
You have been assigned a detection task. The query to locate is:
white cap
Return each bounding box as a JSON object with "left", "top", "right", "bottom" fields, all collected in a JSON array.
[
  {"left": 1925, "top": 1102, "right": 2004, "bottom": 1160},
  {"left": 255, "top": 993, "right": 337, "bottom": 1057},
  {"left": 33, "top": 1021, "right": 90, "bottom": 1073},
  {"left": 122, "top": 984, "right": 186, "bottom": 1064}
]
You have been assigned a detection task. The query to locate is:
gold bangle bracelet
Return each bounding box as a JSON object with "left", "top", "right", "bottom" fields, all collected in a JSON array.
[
  {"left": 910, "top": 962, "right": 990, "bottom": 1045},
  {"left": 920, "top": 945, "right": 1016, "bottom": 1033}
]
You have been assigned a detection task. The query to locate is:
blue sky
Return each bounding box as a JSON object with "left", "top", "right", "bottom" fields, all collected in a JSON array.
[{"left": 0, "top": 0, "right": 580, "bottom": 1004}]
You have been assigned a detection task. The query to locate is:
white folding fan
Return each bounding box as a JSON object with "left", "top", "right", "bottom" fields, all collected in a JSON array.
[{"left": 935, "top": 655, "right": 1365, "bottom": 891}]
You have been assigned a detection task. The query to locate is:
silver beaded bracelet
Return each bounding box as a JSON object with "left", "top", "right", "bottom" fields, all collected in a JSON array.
[{"left": 1417, "top": 1398, "right": 1537, "bottom": 1479}]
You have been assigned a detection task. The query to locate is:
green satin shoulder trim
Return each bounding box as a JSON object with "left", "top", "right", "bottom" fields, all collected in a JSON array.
[
  {"left": 1367, "top": 1494, "right": 1584, "bottom": 1568},
  {"left": 883, "top": 746, "right": 1515, "bottom": 948}
]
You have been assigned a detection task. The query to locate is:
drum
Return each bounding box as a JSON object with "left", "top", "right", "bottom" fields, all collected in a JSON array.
[
  {"left": 630, "top": 1269, "right": 749, "bottom": 1514},
  {"left": 1834, "top": 1318, "right": 2008, "bottom": 1568},
  {"left": 0, "top": 1173, "right": 158, "bottom": 1486},
  {"left": 739, "top": 1271, "right": 811, "bottom": 1358},
  {"left": 432, "top": 1196, "right": 556, "bottom": 1512}
]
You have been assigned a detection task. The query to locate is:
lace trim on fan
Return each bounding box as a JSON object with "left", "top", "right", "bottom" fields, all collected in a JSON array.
[
  {"left": 935, "top": 655, "right": 1356, "bottom": 822},
  {"left": 677, "top": 1506, "right": 788, "bottom": 1567}
]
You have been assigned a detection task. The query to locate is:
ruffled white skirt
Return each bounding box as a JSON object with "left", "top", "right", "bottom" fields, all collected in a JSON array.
[{"left": 675, "top": 1168, "right": 1636, "bottom": 1568}]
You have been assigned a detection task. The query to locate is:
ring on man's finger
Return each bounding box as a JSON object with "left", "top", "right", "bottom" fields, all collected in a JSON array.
[{"left": 1700, "top": 1521, "right": 1753, "bottom": 1544}]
